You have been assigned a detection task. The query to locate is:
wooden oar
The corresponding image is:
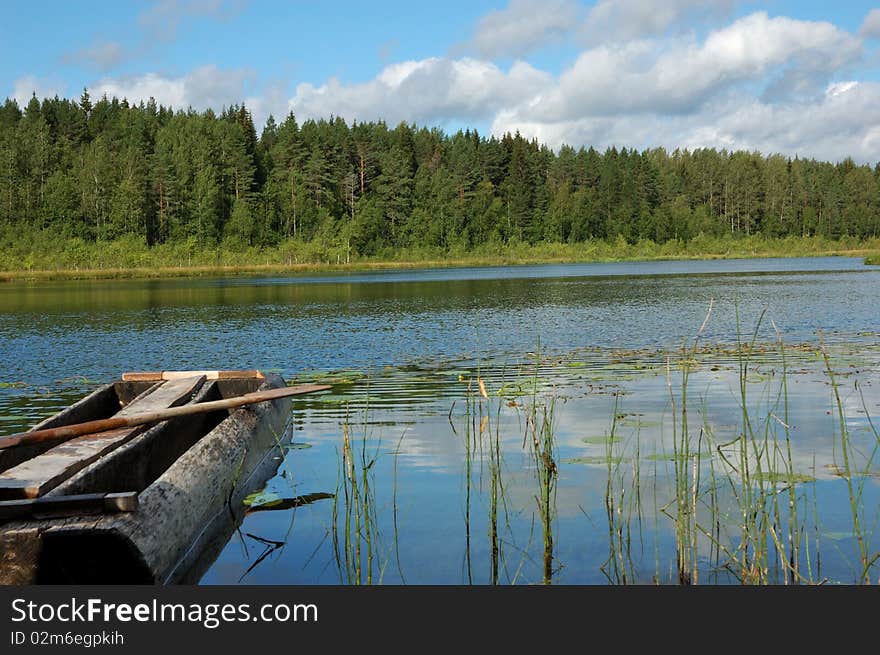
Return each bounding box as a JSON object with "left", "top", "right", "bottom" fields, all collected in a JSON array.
[{"left": 0, "top": 384, "right": 330, "bottom": 450}]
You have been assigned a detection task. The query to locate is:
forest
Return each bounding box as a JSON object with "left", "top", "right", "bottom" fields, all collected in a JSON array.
[{"left": 1, "top": 90, "right": 879, "bottom": 267}]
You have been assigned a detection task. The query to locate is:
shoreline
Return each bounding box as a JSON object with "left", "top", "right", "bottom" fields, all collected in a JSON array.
[{"left": 2, "top": 246, "right": 878, "bottom": 283}]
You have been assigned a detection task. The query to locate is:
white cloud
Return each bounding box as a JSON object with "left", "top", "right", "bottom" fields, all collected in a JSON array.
[
  {"left": 481, "top": 10, "right": 875, "bottom": 163},
  {"left": 526, "top": 12, "right": 862, "bottom": 121},
  {"left": 13, "top": 6, "right": 879, "bottom": 164},
  {"left": 290, "top": 57, "right": 553, "bottom": 126},
  {"left": 90, "top": 65, "right": 256, "bottom": 113},
  {"left": 245, "top": 80, "right": 293, "bottom": 130},
  {"left": 859, "top": 8, "right": 880, "bottom": 39},
  {"left": 12, "top": 76, "right": 65, "bottom": 107},
  {"left": 77, "top": 68, "right": 291, "bottom": 130},
  {"left": 581, "top": 0, "right": 737, "bottom": 45},
  {"left": 826, "top": 80, "right": 859, "bottom": 97},
  {"left": 493, "top": 81, "right": 880, "bottom": 163},
  {"left": 280, "top": 10, "right": 877, "bottom": 162},
  {"left": 469, "top": 0, "right": 581, "bottom": 58}
]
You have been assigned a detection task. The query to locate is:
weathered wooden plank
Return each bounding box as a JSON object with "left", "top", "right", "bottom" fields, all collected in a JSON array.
[
  {"left": 122, "top": 370, "right": 264, "bottom": 382},
  {"left": 0, "top": 492, "right": 137, "bottom": 521},
  {"left": 0, "top": 376, "right": 206, "bottom": 500},
  {"left": 116, "top": 375, "right": 205, "bottom": 415}
]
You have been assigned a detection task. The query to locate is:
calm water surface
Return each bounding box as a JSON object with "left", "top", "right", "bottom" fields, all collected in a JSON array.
[{"left": 1, "top": 257, "right": 879, "bottom": 584}]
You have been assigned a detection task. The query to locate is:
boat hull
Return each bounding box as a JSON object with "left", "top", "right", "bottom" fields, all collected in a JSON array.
[{"left": 0, "top": 373, "right": 292, "bottom": 584}]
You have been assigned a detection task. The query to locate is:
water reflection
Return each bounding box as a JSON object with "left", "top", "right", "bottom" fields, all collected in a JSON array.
[
  {"left": 2, "top": 258, "right": 880, "bottom": 584},
  {"left": 1, "top": 258, "right": 879, "bottom": 392},
  {"left": 191, "top": 340, "right": 880, "bottom": 585}
]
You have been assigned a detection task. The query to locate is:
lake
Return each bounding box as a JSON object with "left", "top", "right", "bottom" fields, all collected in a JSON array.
[{"left": 2, "top": 256, "right": 879, "bottom": 584}]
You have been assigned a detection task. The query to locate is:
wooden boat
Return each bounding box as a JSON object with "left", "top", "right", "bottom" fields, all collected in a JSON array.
[{"left": 0, "top": 370, "right": 309, "bottom": 584}]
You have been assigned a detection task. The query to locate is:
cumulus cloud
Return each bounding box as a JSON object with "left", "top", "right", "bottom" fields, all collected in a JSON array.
[
  {"left": 12, "top": 76, "right": 65, "bottom": 107},
  {"left": 469, "top": 0, "right": 581, "bottom": 58},
  {"left": 278, "top": 9, "right": 876, "bottom": 162},
  {"left": 245, "top": 80, "right": 294, "bottom": 130},
  {"left": 859, "top": 8, "right": 880, "bottom": 39},
  {"left": 17, "top": 5, "right": 878, "bottom": 164},
  {"left": 527, "top": 12, "right": 862, "bottom": 121},
  {"left": 290, "top": 57, "right": 553, "bottom": 126},
  {"left": 81, "top": 66, "right": 292, "bottom": 129},
  {"left": 581, "top": 0, "right": 737, "bottom": 45},
  {"left": 90, "top": 65, "right": 256, "bottom": 112},
  {"left": 492, "top": 81, "right": 880, "bottom": 163},
  {"left": 484, "top": 11, "right": 876, "bottom": 162}
]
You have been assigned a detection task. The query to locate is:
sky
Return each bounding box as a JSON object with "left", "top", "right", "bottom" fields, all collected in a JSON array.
[{"left": 2, "top": 1, "right": 880, "bottom": 162}]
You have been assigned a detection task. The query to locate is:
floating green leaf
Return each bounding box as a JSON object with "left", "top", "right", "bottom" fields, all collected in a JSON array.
[
  {"left": 643, "top": 451, "right": 713, "bottom": 462},
  {"left": 564, "top": 456, "right": 625, "bottom": 466},
  {"left": 283, "top": 442, "right": 313, "bottom": 450},
  {"left": 245, "top": 491, "right": 335, "bottom": 513},
  {"left": 752, "top": 471, "right": 816, "bottom": 484},
  {"left": 581, "top": 436, "right": 622, "bottom": 445}
]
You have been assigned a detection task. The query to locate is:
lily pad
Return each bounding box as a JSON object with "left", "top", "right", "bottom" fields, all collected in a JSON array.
[
  {"left": 752, "top": 471, "right": 816, "bottom": 484},
  {"left": 618, "top": 417, "right": 662, "bottom": 428},
  {"left": 283, "top": 442, "right": 313, "bottom": 450},
  {"left": 643, "top": 451, "right": 713, "bottom": 462},
  {"left": 564, "top": 456, "right": 625, "bottom": 466},
  {"left": 243, "top": 489, "right": 284, "bottom": 508},
  {"left": 581, "top": 436, "right": 622, "bottom": 445},
  {"left": 244, "top": 491, "right": 334, "bottom": 512}
]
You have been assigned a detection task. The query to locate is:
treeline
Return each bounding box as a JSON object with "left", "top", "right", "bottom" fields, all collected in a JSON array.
[{"left": 2, "top": 90, "right": 879, "bottom": 258}]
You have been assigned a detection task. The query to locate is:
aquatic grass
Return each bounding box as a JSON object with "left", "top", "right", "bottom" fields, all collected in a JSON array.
[
  {"left": 600, "top": 401, "right": 637, "bottom": 584},
  {"left": 526, "top": 391, "right": 558, "bottom": 584},
  {"left": 694, "top": 306, "right": 806, "bottom": 584},
  {"left": 587, "top": 303, "right": 863, "bottom": 586},
  {"left": 667, "top": 310, "right": 880, "bottom": 585},
  {"left": 312, "top": 327, "right": 880, "bottom": 586},
  {"left": 330, "top": 387, "right": 407, "bottom": 585},
  {"left": 771, "top": 320, "right": 802, "bottom": 584},
  {"left": 449, "top": 350, "right": 564, "bottom": 585},
  {"left": 818, "top": 333, "right": 880, "bottom": 583},
  {"left": 661, "top": 298, "right": 714, "bottom": 585}
]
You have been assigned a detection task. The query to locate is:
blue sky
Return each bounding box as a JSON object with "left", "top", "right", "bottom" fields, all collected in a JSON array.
[{"left": 3, "top": 1, "right": 880, "bottom": 161}]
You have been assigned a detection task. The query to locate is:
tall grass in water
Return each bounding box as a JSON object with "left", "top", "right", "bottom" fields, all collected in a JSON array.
[
  {"left": 656, "top": 313, "right": 880, "bottom": 584},
  {"left": 600, "top": 401, "right": 642, "bottom": 585},
  {"left": 455, "top": 359, "right": 559, "bottom": 584},
  {"left": 331, "top": 402, "right": 405, "bottom": 585},
  {"left": 525, "top": 391, "right": 558, "bottom": 584},
  {"left": 476, "top": 375, "right": 509, "bottom": 585},
  {"left": 661, "top": 305, "right": 826, "bottom": 584},
  {"left": 459, "top": 374, "right": 506, "bottom": 584},
  {"left": 818, "top": 334, "right": 880, "bottom": 583},
  {"left": 599, "top": 303, "right": 880, "bottom": 585},
  {"left": 663, "top": 299, "right": 714, "bottom": 584},
  {"left": 332, "top": 420, "right": 380, "bottom": 584}
]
